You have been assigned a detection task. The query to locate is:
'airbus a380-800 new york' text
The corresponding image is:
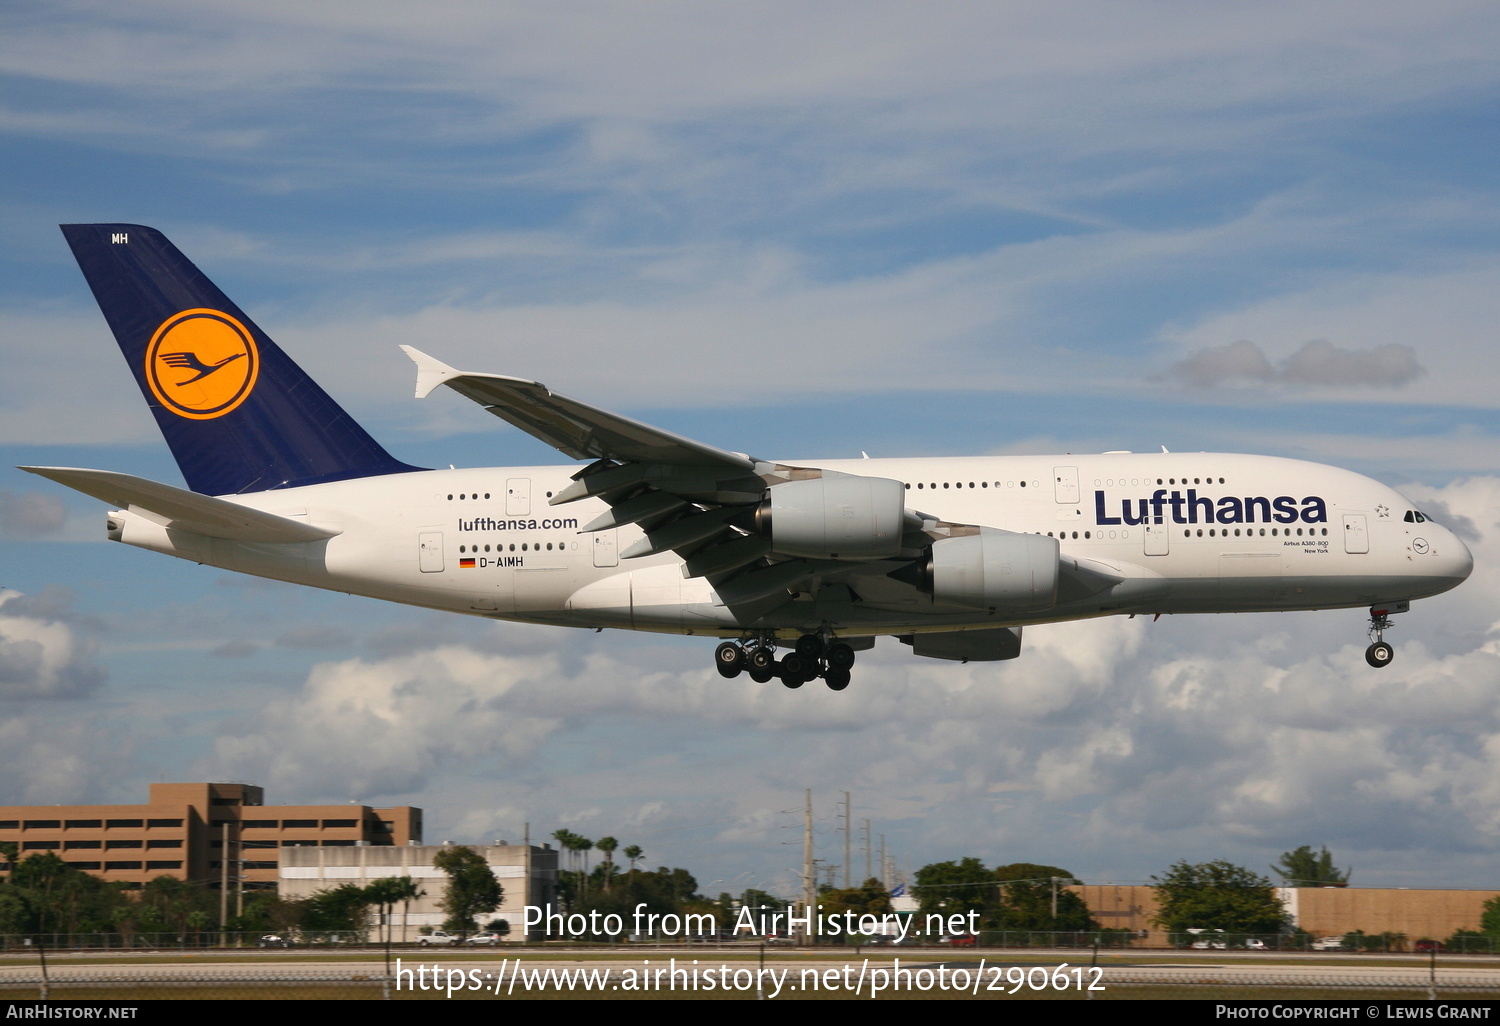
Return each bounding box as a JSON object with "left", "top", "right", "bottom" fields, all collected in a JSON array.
[{"left": 27, "top": 225, "right": 1472, "bottom": 691}]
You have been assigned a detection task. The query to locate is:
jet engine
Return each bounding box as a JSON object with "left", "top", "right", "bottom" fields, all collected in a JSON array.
[
  {"left": 755, "top": 472, "right": 906, "bottom": 560},
  {"left": 908, "top": 530, "right": 1060, "bottom": 611}
]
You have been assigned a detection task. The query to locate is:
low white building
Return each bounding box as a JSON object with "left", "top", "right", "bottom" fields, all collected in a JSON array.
[{"left": 279, "top": 842, "right": 559, "bottom": 941}]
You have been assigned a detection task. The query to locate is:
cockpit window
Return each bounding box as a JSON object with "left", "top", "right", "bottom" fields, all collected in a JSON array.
[{"left": 1403, "top": 510, "right": 1429, "bottom": 523}]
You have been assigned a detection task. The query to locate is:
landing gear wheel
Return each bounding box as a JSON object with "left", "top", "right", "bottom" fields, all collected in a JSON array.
[
  {"left": 715, "top": 642, "right": 744, "bottom": 678},
  {"left": 748, "top": 647, "right": 775, "bottom": 672},
  {"left": 781, "top": 653, "right": 807, "bottom": 679},
  {"left": 1364, "top": 604, "right": 1400, "bottom": 670},
  {"left": 795, "top": 634, "right": 825, "bottom": 660},
  {"left": 780, "top": 663, "right": 804, "bottom": 689},
  {"left": 824, "top": 668, "right": 851, "bottom": 691},
  {"left": 826, "top": 643, "right": 856, "bottom": 670},
  {"left": 749, "top": 666, "right": 774, "bottom": 684}
]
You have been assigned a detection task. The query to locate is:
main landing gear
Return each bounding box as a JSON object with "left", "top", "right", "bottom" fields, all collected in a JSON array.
[
  {"left": 715, "top": 634, "right": 857, "bottom": 691},
  {"left": 1364, "top": 602, "right": 1406, "bottom": 668}
]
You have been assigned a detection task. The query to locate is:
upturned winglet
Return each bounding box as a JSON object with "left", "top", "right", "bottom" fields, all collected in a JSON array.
[{"left": 399, "top": 345, "right": 465, "bottom": 400}]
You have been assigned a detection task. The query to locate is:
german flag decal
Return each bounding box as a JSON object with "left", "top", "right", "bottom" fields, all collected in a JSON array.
[{"left": 459, "top": 558, "right": 476, "bottom": 569}]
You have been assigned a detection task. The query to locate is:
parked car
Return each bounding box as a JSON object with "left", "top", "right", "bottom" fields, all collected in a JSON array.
[
  {"left": 1244, "top": 939, "right": 1268, "bottom": 950},
  {"left": 258, "top": 934, "right": 289, "bottom": 948},
  {"left": 467, "top": 932, "right": 503, "bottom": 946},
  {"left": 1311, "top": 936, "right": 1347, "bottom": 951},
  {"left": 1186, "top": 928, "right": 1228, "bottom": 949},
  {"left": 1415, "top": 939, "right": 1445, "bottom": 953},
  {"left": 417, "top": 931, "right": 460, "bottom": 946},
  {"left": 939, "top": 934, "right": 977, "bottom": 946}
]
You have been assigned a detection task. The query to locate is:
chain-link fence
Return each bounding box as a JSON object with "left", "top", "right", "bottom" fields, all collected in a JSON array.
[{"left": 4, "top": 956, "right": 1500, "bottom": 1000}]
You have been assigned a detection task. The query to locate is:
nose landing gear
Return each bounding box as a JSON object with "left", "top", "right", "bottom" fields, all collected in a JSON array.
[
  {"left": 712, "top": 633, "right": 860, "bottom": 690},
  {"left": 1364, "top": 602, "right": 1406, "bottom": 668}
]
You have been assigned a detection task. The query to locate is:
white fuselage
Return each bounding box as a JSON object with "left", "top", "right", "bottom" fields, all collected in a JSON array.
[{"left": 107, "top": 452, "right": 1472, "bottom": 641}]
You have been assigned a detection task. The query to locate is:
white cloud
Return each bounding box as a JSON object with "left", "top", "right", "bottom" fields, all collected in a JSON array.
[
  {"left": 0, "top": 589, "right": 105, "bottom": 699},
  {"left": 0, "top": 490, "right": 68, "bottom": 538},
  {"left": 1157, "top": 263, "right": 1500, "bottom": 408},
  {"left": 8, "top": 2, "right": 1499, "bottom": 162},
  {"left": 1159, "top": 338, "right": 1425, "bottom": 390}
]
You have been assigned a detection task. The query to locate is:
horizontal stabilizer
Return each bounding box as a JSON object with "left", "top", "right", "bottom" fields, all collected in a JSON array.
[{"left": 19, "top": 467, "right": 341, "bottom": 543}]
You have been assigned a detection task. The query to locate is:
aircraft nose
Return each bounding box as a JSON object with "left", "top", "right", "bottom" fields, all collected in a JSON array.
[{"left": 1445, "top": 531, "right": 1475, "bottom": 582}]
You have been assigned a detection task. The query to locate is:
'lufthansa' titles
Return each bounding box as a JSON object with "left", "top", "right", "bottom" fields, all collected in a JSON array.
[{"left": 1094, "top": 489, "right": 1328, "bottom": 526}]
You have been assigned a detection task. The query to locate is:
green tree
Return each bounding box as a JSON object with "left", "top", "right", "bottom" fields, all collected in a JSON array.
[
  {"left": 572, "top": 866, "right": 708, "bottom": 940},
  {"left": 576, "top": 836, "right": 594, "bottom": 883},
  {"left": 820, "top": 877, "right": 893, "bottom": 934},
  {"left": 914, "top": 857, "right": 995, "bottom": 921},
  {"left": 991, "top": 863, "right": 1096, "bottom": 932},
  {"left": 1272, "top": 845, "right": 1350, "bottom": 887},
  {"left": 232, "top": 893, "right": 305, "bottom": 936},
  {"left": 739, "top": 887, "right": 778, "bottom": 912},
  {"left": 139, "top": 875, "right": 213, "bottom": 937},
  {"left": 10, "top": 852, "right": 127, "bottom": 935},
  {"left": 551, "top": 829, "right": 594, "bottom": 901},
  {"left": 654, "top": 866, "right": 698, "bottom": 904},
  {"left": 390, "top": 876, "right": 425, "bottom": 944},
  {"left": 1479, "top": 895, "right": 1500, "bottom": 936},
  {"left": 1446, "top": 929, "right": 1494, "bottom": 954},
  {"left": 364, "top": 877, "right": 408, "bottom": 946},
  {"left": 596, "top": 837, "right": 618, "bottom": 892},
  {"left": 1152, "top": 860, "right": 1289, "bottom": 937},
  {"left": 302, "top": 883, "right": 372, "bottom": 936},
  {"left": 433, "top": 847, "right": 502, "bottom": 935},
  {"left": 0, "top": 888, "right": 33, "bottom": 935}
]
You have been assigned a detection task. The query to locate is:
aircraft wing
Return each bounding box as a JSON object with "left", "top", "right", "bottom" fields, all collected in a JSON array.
[
  {"left": 19, "top": 467, "right": 341, "bottom": 543},
  {"left": 405, "top": 348, "right": 846, "bottom": 615},
  {"left": 401, "top": 347, "right": 755, "bottom": 471}
]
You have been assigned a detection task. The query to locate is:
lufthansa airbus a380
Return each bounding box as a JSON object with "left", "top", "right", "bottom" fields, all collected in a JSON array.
[{"left": 27, "top": 225, "right": 1472, "bottom": 691}]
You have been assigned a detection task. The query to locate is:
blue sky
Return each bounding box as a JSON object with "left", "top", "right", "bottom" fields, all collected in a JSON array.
[{"left": 3, "top": 1, "right": 1500, "bottom": 898}]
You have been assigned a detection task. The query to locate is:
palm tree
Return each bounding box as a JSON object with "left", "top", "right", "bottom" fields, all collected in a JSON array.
[
  {"left": 576, "top": 837, "right": 593, "bottom": 897},
  {"left": 596, "top": 837, "right": 618, "bottom": 892},
  {"left": 364, "top": 878, "right": 408, "bottom": 946},
  {"left": 551, "top": 829, "right": 578, "bottom": 878},
  {"left": 623, "top": 845, "right": 643, "bottom": 878},
  {"left": 389, "top": 876, "right": 425, "bottom": 945}
]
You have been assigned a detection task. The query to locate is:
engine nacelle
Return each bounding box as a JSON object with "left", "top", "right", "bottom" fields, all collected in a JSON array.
[
  {"left": 756, "top": 473, "right": 906, "bottom": 560},
  {"left": 917, "top": 530, "right": 1060, "bottom": 611}
]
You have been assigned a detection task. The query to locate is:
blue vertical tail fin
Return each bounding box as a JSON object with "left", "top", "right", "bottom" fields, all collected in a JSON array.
[{"left": 60, "top": 223, "right": 423, "bottom": 495}]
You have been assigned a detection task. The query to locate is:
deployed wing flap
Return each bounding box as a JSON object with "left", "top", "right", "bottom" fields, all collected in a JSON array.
[
  {"left": 19, "top": 467, "right": 341, "bottom": 543},
  {"left": 620, "top": 507, "right": 742, "bottom": 559},
  {"left": 401, "top": 346, "right": 756, "bottom": 471},
  {"left": 711, "top": 560, "right": 814, "bottom": 607}
]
